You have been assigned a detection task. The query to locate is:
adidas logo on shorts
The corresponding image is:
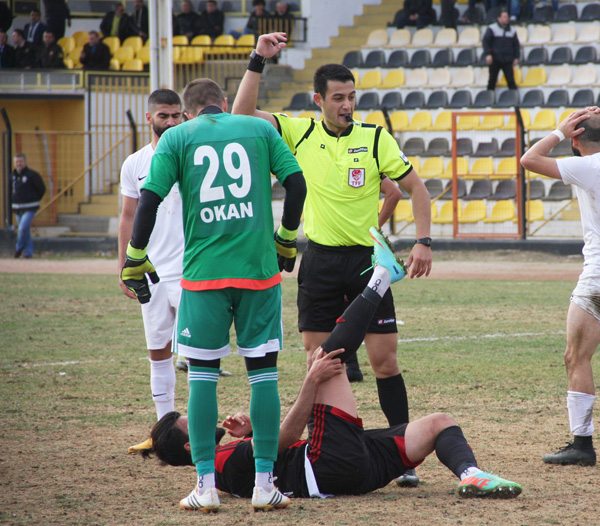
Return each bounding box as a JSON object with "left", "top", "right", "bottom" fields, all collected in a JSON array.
[{"left": 180, "top": 327, "right": 191, "bottom": 338}]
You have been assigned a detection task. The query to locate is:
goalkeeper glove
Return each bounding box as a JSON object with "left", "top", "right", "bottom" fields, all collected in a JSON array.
[
  {"left": 121, "top": 242, "right": 160, "bottom": 304},
  {"left": 274, "top": 225, "right": 298, "bottom": 273}
]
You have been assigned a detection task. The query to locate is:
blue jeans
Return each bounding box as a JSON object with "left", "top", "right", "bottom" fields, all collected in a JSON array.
[{"left": 15, "top": 209, "right": 36, "bottom": 257}]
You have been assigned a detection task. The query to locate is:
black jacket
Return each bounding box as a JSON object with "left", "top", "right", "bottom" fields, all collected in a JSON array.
[
  {"left": 174, "top": 12, "right": 200, "bottom": 38},
  {"left": 12, "top": 167, "right": 46, "bottom": 212},
  {"left": 132, "top": 5, "right": 149, "bottom": 37},
  {"left": 482, "top": 21, "right": 520, "bottom": 63},
  {"left": 24, "top": 21, "right": 48, "bottom": 47},
  {"left": 0, "top": 43, "right": 15, "bottom": 67},
  {"left": 39, "top": 42, "right": 65, "bottom": 68},
  {"left": 402, "top": 0, "right": 434, "bottom": 17},
  {"left": 80, "top": 41, "right": 111, "bottom": 70},
  {"left": 100, "top": 11, "right": 136, "bottom": 41},
  {"left": 15, "top": 42, "right": 38, "bottom": 68},
  {"left": 197, "top": 9, "right": 224, "bottom": 40}
]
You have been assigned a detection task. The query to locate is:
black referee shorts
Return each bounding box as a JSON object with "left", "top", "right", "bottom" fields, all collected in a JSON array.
[{"left": 297, "top": 240, "right": 397, "bottom": 334}]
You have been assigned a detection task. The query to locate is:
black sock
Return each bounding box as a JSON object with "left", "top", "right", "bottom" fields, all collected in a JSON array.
[
  {"left": 573, "top": 435, "right": 594, "bottom": 450},
  {"left": 345, "top": 352, "right": 361, "bottom": 369},
  {"left": 376, "top": 373, "right": 409, "bottom": 426},
  {"left": 434, "top": 425, "right": 478, "bottom": 479}
]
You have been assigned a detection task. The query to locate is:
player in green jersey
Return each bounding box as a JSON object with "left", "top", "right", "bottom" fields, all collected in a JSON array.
[{"left": 120, "top": 78, "right": 306, "bottom": 513}]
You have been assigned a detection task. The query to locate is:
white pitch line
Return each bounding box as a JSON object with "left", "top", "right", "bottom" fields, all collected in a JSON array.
[{"left": 397, "top": 330, "right": 565, "bottom": 344}]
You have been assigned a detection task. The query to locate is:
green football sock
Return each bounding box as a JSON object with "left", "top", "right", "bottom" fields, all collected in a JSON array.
[
  {"left": 188, "top": 365, "right": 220, "bottom": 473},
  {"left": 248, "top": 367, "right": 280, "bottom": 464}
]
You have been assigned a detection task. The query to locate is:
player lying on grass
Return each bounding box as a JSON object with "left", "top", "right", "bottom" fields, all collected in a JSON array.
[{"left": 143, "top": 228, "right": 522, "bottom": 507}]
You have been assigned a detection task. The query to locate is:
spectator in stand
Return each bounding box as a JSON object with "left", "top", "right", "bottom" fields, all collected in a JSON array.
[
  {"left": 38, "top": 30, "right": 64, "bottom": 68},
  {"left": 0, "top": 2, "right": 14, "bottom": 32},
  {"left": 392, "top": 0, "right": 435, "bottom": 29},
  {"left": 482, "top": 9, "right": 519, "bottom": 91},
  {"left": 439, "top": 0, "right": 457, "bottom": 28},
  {"left": 132, "top": 0, "right": 149, "bottom": 41},
  {"left": 460, "top": 0, "right": 498, "bottom": 24},
  {"left": 230, "top": 0, "right": 271, "bottom": 39},
  {"left": 197, "top": 0, "right": 224, "bottom": 41},
  {"left": 12, "top": 29, "right": 37, "bottom": 69},
  {"left": 270, "top": 2, "right": 294, "bottom": 35},
  {"left": 174, "top": 0, "right": 200, "bottom": 41},
  {"left": 80, "top": 30, "right": 111, "bottom": 70},
  {"left": 0, "top": 30, "right": 16, "bottom": 68},
  {"left": 100, "top": 3, "right": 136, "bottom": 42},
  {"left": 24, "top": 9, "right": 48, "bottom": 48},
  {"left": 42, "top": 0, "right": 71, "bottom": 40}
]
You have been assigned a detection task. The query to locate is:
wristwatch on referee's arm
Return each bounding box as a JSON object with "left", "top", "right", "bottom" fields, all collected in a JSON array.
[
  {"left": 414, "top": 237, "right": 432, "bottom": 247},
  {"left": 247, "top": 50, "right": 267, "bottom": 73}
]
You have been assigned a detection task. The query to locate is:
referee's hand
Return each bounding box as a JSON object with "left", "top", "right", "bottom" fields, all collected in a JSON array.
[{"left": 256, "top": 32, "right": 288, "bottom": 59}]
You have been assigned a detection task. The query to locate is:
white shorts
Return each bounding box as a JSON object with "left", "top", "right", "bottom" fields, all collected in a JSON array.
[
  {"left": 571, "top": 264, "right": 600, "bottom": 324},
  {"left": 140, "top": 279, "right": 182, "bottom": 350}
]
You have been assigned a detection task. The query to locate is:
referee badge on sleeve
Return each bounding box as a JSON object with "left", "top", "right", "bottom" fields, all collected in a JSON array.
[{"left": 348, "top": 168, "right": 365, "bottom": 188}]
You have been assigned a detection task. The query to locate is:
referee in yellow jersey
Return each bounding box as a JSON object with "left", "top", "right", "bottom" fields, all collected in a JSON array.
[{"left": 233, "top": 32, "right": 432, "bottom": 487}]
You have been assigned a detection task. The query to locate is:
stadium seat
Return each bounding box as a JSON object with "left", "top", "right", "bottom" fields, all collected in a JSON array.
[
  {"left": 523, "top": 47, "right": 548, "bottom": 66},
  {"left": 493, "top": 157, "right": 519, "bottom": 180},
  {"left": 495, "top": 89, "right": 520, "bottom": 109},
  {"left": 386, "top": 49, "right": 409, "bottom": 68},
  {"left": 426, "top": 90, "right": 449, "bottom": 109},
  {"left": 136, "top": 46, "right": 150, "bottom": 65},
  {"left": 571, "top": 89, "right": 595, "bottom": 107},
  {"left": 520, "top": 89, "right": 545, "bottom": 108},
  {"left": 473, "top": 90, "right": 495, "bottom": 109},
  {"left": 384, "top": 29, "right": 411, "bottom": 49},
  {"left": 122, "top": 58, "right": 143, "bottom": 71},
  {"left": 571, "top": 66, "right": 598, "bottom": 87},
  {"left": 406, "top": 111, "right": 433, "bottom": 131},
  {"left": 456, "top": 27, "right": 480, "bottom": 47},
  {"left": 403, "top": 91, "right": 425, "bottom": 109},
  {"left": 430, "top": 111, "right": 452, "bottom": 131},
  {"left": 530, "top": 109, "right": 556, "bottom": 130},
  {"left": 175, "top": 46, "right": 203, "bottom": 64},
  {"left": 489, "top": 179, "right": 517, "bottom": 200},
  {"left": 172, "top": 46, "right": 181, "bottom": 62},
  {"left": 428, "top": 70, "right": 451, "bottom": 89},
  {"left": 393, "top": 200, "right": 414, "bottom": 223},
  {"left": 580, "top": 3, "right": 600, "bottom": 21},
  {"left": 459, "top": 200, "right": 487, "bottom": 223},
  {"left": 543, "top": 181, "right": 572, "bottom": 201},
  {"left": 342, "top": 50, "right": 363, "bottom": 68},
  {"left": 432, "top": 48, "right": 453, "bottom": 68},
  {"left": 122, "top": 36, "right": 143, "bottom": 52},
  {"left": 455, "top": 138, "right": 474, "bottom": 156},
  {"left": 546, "top": 67, "right": 571, "bottom": 87},
  {"left": 109, "top": 57, "right": 120, "bottom": 70},
  {"left": 63, "top": 57, "right": 75, "bottom": 69},
  {"left": 445, "top": 178, "right": 466, "bottom": 199},
  {"left": 463, "top": 179, "right": 492, "bottom": 200},
  {"left": 425, "top": 138, "right": 450, "bottom": 157},
  {"left": 498, "top": 67, "right": 523, "bottom": 87},
  {"left": 522, "top": 200, "right": 545, "bottom": 222},
  {"left": 552, "top": 25, "right": 576, "bottom": 45},
  {"left": 102, "top": 36, "right": 120, "bottom": 55},
  {"left": 353, "top": 111, "right": 363, "bottom": 121},
  {"left": 364, "top": 50, "right": 386, "bottom": 68},
  {"left": 404, "top": 70, "right": 428, "bottom": 90},
  {"left": 350, "top": 69, "right": 360, "bottom": 85},
  {"left": 57, "top": 36, "right": 75, "bottom": 54},
  {"left": 467, "top": 158, "right": 494, "bottom": 179},
  {"left": 532, "top": 4, "right": 554, "bottom": 23},
  {"left": 573, "top": 46, "right": 597, "bottom": 65},
  {"left": 448, "top": 90, "right": 472, "bottom": 109},
  {"left": 555, "top": 3, "right": 577, "bottom": 22},
  {"left": 432, "top": 201, "right": 461, "bottom": 224},
  {"left": 501, "top": 110, "right": 530, "bottom": 130},
  {"left": 558, "top": 109, "right": 574, "bottom": 124},
  {"left": 365, "top": 111, "right": 386, "bottom": 127},
  {"left": 520, "top": 68, "right": 546, "bottom": 87},
  {"left": 515, "top": 26, "right": 528, "bottom": 45},
  {"left": 478, "top": 114, "right": 504, "bottom": 130},
  {"left": 576, "top": 24, "right": 600, "bottom": 43},
  {"left": 209, "top": 34, "right": 235, "bottom": 54},
  {"left": 408, "top": 28, "right": 434, "bottom": 48},
  {"left": 402, "top": 137, "right": 426, "bottom": 156},
  {"left": 172, "top": 35, "right": 189, "bottom": 45},
  {"left": 407, "top": 49, "right": 431, "bottom": 68},
  {"left": 235, "top": 34, "right": 256, "bottom": 53},
  {"left": 432, "top": 28, "right": 457, "bottom": 47},
  {"left": 355, "top": 92, "right": 380, "bottom": 110},
  {"left": 380, "top": 92, "right": 403, "bottom": 110},
  {"left": 455, "top": 47, "right": 477, "bottom": 67},
  {"left": 456, "top": 115, "right": 479, "bottom": 131},
  {"left": 450, "top": 68, "right": 475, "bottom": 88},
  {"left": 72, "top": 30, "right": 89, "bottom": 47},
  {"left": 69, "top": 46, "right": 83, "bottom": 67},
  {"left": 390, "top": 111, "right": 409, "bottom": 132},
  {"left": 362, "top": 28, "right": 388, "bottom": 48},
  {"left": 498, "top": 138, "right": 516, "bottom": 157},
  {"left": 549, "top": 47, "right": 572, "bottom": 65},
  {"left": 474, "top": 68, "right": 489, "bottom": 88},
  {"left": 381, "top": 70, "right": 405, "bottom": 89},
  {"left": 484, "top": 200, "right": 515, "bottom": 223},
  {"left": 527, "top": 26, "right": 551, "bottom": 46},
  {"left": 546, "top": 89, "right": 570, "bottom": 108},
  {"left": 407, "top": 156, "right": 421, "bottom": 173},
  {"left": 549, "top": 139, "right": 572, "bottom": 158},
  {"left": 425, "top": 178, "right": 444, "bottom": 199},
  {"left": 420, "top": 157, "right": 445, "bottom": 178},
  {"left": 472, "top": 138, "right": 499, "bottom": 157},
  {"left": 441, "top": 157, "right": 469, "bottom": 179},
  {"left": 192, "top": 35, "right": 212, "bottom": 46},
  {"left": 356, "top": 70, "right": 382, "bottom": 89},
  {"left": 114, "top": 46, "right": 134, "bottom": 63},
  {"left": 527, "top": 180, "right": 546, "bottom": 200},
  {"left": 284, "top": 92, "right": 312, "bottom": 110}
]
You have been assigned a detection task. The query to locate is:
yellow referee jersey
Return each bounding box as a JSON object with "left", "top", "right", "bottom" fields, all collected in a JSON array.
[{"left": 274, "top": 114, "right": 413, "bottom": 246}]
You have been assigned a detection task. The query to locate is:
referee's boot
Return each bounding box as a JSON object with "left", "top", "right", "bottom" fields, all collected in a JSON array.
[
  {"left": 345, "top": 353, "right": 364, "bottom": 383},
  {"left": 542, "top": 437, "right": 596, "bottom": 466},
  {"left": 369, "top": 227, "right": 407, "bottom": 283},
  {"left": 396, "top": 468, "right": 420, "bottom": 488}
]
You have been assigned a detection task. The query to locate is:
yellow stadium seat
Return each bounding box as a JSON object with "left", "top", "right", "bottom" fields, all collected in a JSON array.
[
  {"left": 467, "top": 158, "right": 494, "bottom": 180},
  {"left": 408, "top": 28, "right": 434, "bottom": 48},
  {"left": 384, "top": 29, "right": 411, "bottom": 49},
  {"left": 365, "top": 111, "right": 386, "bottom": 127},
  {"left": 501, "top": 110, "right": 530, "bottom": 130},
  {"left": 192, "top": 34, "right": 212, "bottom": 46},
  {"left": 520, "top": 67, "right": 546, "bottom": 87},
  {"left": 404, "top": 69, "right": 428, "bottom": 88},
  {"left": 432, "top": 201, "right": 462, "bottom": 224},
  {"left": 517, "top": 200, "right": 544, "bottom": 222},
  {"left": 177, "top": 46, "right": 203, "bottom": 64},
  {"left": 441, "top": 158, "right": 468, "bottom": 179},
  {"left": 528, "top": 25, "right": 551, "bottom": 45},
  {"left": 484, "top": 200, "right": 516, "bottom": 223},
  {"left": 431, "top": 28, "right": 457, "bottom": 47},
  {"left": 406, "top": 156, "right": 421, "bottom": 173},
  {"left": 350, "top": 69, "right": 360, "bottom": 85},
  {"left": 362, "top": 28, "right": 388, "bottom": 48},
  {"left": 122, "top": 58, "right": 143, "bottom": 71},
  {"left": 72, "top": 31, "right": 89, "bottom": 47},
  {"left": 172, "top": 46, "right": 181, "bottom": 62},
  {"left": 353, "top": 111, "right": 362, "bottom": 121},
  {"left": 356, "top": 70, "right": 382, "bottom": 90},
  {"left": 459, "top": 200, "right": 487, "bottom": 223},
  {"left": 102, "top": 36, "right": 120, "bottom": 54},
  {"left": 69, "top": 46, "right": 83, "bottom": 67},
  {"left": 381, "top": 70, "right": 404, "bottom": 89},
  {"left": 428, "top": 69, "right": 451, "bottom": 88},
  {"left": 114, "top": 46, "right": 134, "bottom": 63},
  {"left": 209, "top": 34, "right": 235, "bottom": 55},
  {"left": 235, "top": 33, "right": 256, "bottom": 53},
  {"left": 420, "top": 157, "right": 444, "bottom": 179},
  {"left": 498, "top": 67, "right": 522, "bottom": 87},
  {"left": 493, "top": 157, "right": 519, "bottom": 180},
  {"left": 478, "top": 115, "right": 504, "bottom": 130},
  {"left": 57, "top": 36, "right": 75, "bottom": 54},
  {"left": 430, "top": 111, "right": 451, "bottom": 131},
  {"left": 393, "top": 200, "right": 414, "bottom": 223},
  {"left": 456, "top": 115, "right": 479, "bottom": 131},
  {"left": 122, "top": 36, "right": 143, "bottom": 53},
  {"left": 136, "top": 46, "right": 150, "bottom": 65},
  {"left": 559, "top": 109, "right": 575, "bottom": 124},
  {"left": 144, "top": 37, "right": 151, "bottom": 47},
  {"left": 546, "top": 66, "right": 571, "bottom": 87},
  {"left": 109, "top": 57, "right": 120, "bottom": 70},
  {"left": 297, "top": 111, "right": 316, "bottom": 119},
  {"left": 63, "top": 57, "right": 74, "bottom": 69},
  {"left": 389, "top": 111, "right": 409, "bottom": 132},
  {"left": 529, "top": 109, "right": 556, "bottom": 130},
  {"left": 455, "top": 27, "right": 480, "bottom": 47},
  {"left": 173, "top": 35, "right": 189, "bottom": 46},
  {"left": 406, "top": 111, "right": 432, "bottom": 131}
]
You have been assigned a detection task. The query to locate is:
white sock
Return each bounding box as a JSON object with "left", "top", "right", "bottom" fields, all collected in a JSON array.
[
  {"left": 150, "top": 357, "right": 176, "bottom": 420},
  {"left": 255, "top": 471, "right": 274, "bottom": 492},
  {"left": 197, "top": 473, "right": 216, "bottom": 492},
  {"left": 367, "top": 265, "right": 391, "bottom": 298},
  {"left": 460, "top": 467, "right": 483, "bottom": 480},
  {"left": 567, "top": 391, "right": 596, "bottom": 436}
]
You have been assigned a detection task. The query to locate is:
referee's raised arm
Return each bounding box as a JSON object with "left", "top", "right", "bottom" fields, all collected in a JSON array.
[{"left": 232, "top": 32, "right": 288, "bottom": 128}]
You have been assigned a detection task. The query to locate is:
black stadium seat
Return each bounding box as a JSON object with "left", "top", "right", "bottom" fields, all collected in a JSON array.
[
  {"left": 456, "top": 137, "right": 473, "bottom": 156},
  {"left": 571, "top": 89, "right": 595, "bottom": 107},
  {"left": 472, "top": 138, "right": 499, "bottom": 157},
  {"left": 425, "top": 178, "right": 444, "bottom": 199},
  {"left": 448, "top": 90, "right": 472, "bottom": 109},
  {"left": 404, "top": 91, "right": 425, "bottom": 109},
  {"left": 473, "top": 90, "right": 495, "bottom": 108},
  {"left": 463, "top": 179, "right": 492, "bottom": 201},
  {"left": 495, "top": 89, "right": 520, "bottom": 108},
  {"left": 364, "top": 50, "right": 386, "bottom": 68},
  {"left": 523, "top": 47, "right": 548, "bottom": 66},
  {"left": 426, "top": 90, "right": 449, "bottom": 109},
  {"left": 489, "top": 179, "right": 516, "bottom": 201},
  {"left": 284, "top": 92, "right": 312, "bottom": 110},
  {"left": 497, "top": 138, "right": 516, "bottom": 157},
  {"left": 555, "top": 3, "right": 577, "bottom": 22},
  {"left": 521, "top": 89, "right": 544, "bottom": 108},
  {"left": 580, "top": 3, "right": 600, "bottom": 21},
  {"left": 445, "top": 178, "right": 466, "bottom": 199},
  {"left": 386, "top": 49, "right": 408, "bottom": 68},
  {"left": 573, "top": 46, "right": 597, "bottom": 65},
  {"left": 407, "top": 49, "right": 431, "bottom": 68},
  {"left": 425, "top": 137, "right": 450, "bottom": 157},
  {"left": 546, "top": 89, "right": 570, "bottom": 108},
  {"left": 355, "top": 92, "right": 379, "bottom": 110},
  {"left": 380, "top": 92, "right": 403, "bottom": 111},
  {"left": 527, "top": 180, "right": 546, "bottom": 200},
  {"left": 455, "top": 47, "right": 477, "bottom": 67},
  {"left": 402, "top": 137, "right": 426, "bottom": 156},
  {"left": 532, "top": 5, "right": 554, "bottom": 23},
  {"left": 550, "top": 139, "right": 573, "bottom": 158},
  {"left": 549, "top": 46, "right": 572, "bottom": 65},
  {"left": 543, "top": 181, "right": 572, "bottom": 201},
  {"left": 432, "top": 48, "right": 453, "bottom": 68},
  {"left": 342, "top": 50, "right": 363, "bottom": 69}
]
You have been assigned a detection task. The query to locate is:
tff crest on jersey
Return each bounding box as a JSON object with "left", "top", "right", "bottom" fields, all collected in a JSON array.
[{"left": 348, "top": 168, "right": 365, "bottom": 188}]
